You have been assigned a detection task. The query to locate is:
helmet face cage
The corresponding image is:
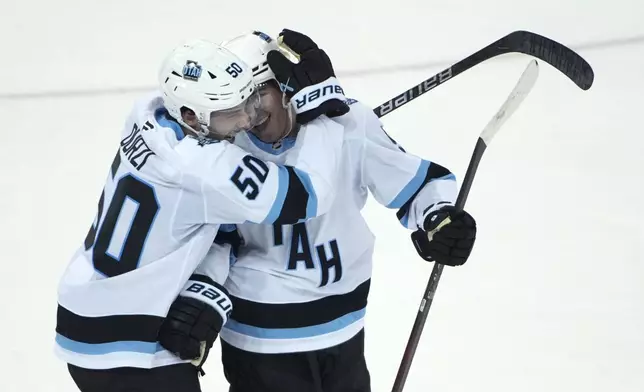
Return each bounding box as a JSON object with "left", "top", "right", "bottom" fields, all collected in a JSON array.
[
  {"left": 207, "top": 87, "right": 269, "bottom": 138},
  {"left": 222, "top": 32, "right": 296, "bottom": 139}
]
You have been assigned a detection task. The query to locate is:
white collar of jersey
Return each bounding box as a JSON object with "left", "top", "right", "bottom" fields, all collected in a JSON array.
[{"left": 245, "top": 131, "right": 296, "bottom": 155}]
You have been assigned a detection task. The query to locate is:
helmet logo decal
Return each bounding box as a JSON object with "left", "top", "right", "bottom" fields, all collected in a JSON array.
[
  {"left": 252, "top": 31, "right": 272, "bottom": 42},
  {"left": 182, "top": 60, "right": 202, "bottom": 81}
]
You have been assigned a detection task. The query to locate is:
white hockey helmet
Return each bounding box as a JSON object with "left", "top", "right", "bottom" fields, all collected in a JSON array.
[
  {"left": 220, "top": 30, "right": 297, "bottom": 144},
  {"left": 220, "top": 31, "right": 279, "bottom": 87},
  {"left": 158, "top": 38, "right": 265, "bottom": 138}
]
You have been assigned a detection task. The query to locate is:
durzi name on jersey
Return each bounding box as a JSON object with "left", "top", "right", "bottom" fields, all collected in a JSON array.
[{"left": 120, "top": 122, "right": 156, "bottom": 170}]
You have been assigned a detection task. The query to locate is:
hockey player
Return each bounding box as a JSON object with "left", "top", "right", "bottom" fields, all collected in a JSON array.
[
  {"left": 54, "top": 36, "right": 351, "bottom": 392},
  {"left": 193, "top": 30, "right": 477, "bottom": 392}
]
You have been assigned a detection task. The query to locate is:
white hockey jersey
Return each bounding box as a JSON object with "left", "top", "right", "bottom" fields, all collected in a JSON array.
[
  {"left": 215, "top": 100, "right": 457, "bottom": 354},
  {"left": 54, "top": 93, "right": 346, "bottom": 370}
]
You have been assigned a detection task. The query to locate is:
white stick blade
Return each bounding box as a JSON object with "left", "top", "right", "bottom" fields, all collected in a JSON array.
[{"left": 480, "top": 59, "right": 539, "bottom": 145}]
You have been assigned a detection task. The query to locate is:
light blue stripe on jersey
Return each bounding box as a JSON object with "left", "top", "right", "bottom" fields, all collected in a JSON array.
[
  {"left": 399, "top": 212, "right": 410, "bottom": 228},
  {"left": 154, "top": 108, "right": 184, "bottom": 140},
  {"left": 246, "top": 132, "right": 296, "bottom": 155},
  {"left": 293, "top": 168, "right": 318, "bottom": 221},
  {"left": 397, "top": 172, "right": 458, "bottom": 228},
  {"left": 387, "top": 160, "right": 431, "bottom": 208},
  {"left": 224, "top": 308, "right": 366, "bottom": 339},
  {"left": 262, "top": 165, "right": 290, "bottom": 224},
  {"left": 55, "top": 334, "right": 164, "bottom": 355}
]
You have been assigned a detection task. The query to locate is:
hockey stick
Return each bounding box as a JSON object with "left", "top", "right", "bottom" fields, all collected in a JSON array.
[
  {"left": 373, "top": 30, "right": 593, "bottom": 119},
  {"left": 391, "top": 60, "right": 541, "bottom": 392}
]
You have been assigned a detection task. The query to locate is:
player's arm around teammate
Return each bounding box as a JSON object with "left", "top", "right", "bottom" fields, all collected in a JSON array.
[
  {"left": 57, "top": 34, "right": 351, "bottom": 392},
  {"left": 155, "top": 30, "right": 351, "bottom": 374}
]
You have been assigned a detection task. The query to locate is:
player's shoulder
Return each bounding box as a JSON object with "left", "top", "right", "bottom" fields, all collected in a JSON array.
[
  {"left": 343, "top": 97, "right": 369, "bottom": 115},
  {"left": 343, "top": 98, "right": 380, "bottom": 124},
  {"left": 332, "top": 98, "right": 381, "bottom": 139},
  {"left": 344, "top": 97, "right": 359, "bottom": 106},
  {"left": 174, "top": 134, "right": 238, "bottom": 168},
  {"left": 125, "top": 94, "right": 240, "bottom": 179}
]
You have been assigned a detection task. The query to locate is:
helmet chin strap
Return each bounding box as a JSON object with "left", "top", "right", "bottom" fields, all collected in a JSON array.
[
  {"left": 176, "top": 117, "right": 208, "bottom": 138},
  {"left": 177, "top": 116, "right": 237, "bottom": 141},
  {"left": 271, "top": 92, "right": 297, "bottom": 149}
]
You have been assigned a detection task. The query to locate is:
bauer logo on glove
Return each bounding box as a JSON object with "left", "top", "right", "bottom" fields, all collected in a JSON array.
[{"left": 267, "top": 28, "right": 350, "bottom": 124}]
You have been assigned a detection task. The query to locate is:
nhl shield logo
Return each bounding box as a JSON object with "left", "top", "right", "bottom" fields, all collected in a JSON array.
[{"left": 182, "top": 60, "right": 202, "bottom": 81}]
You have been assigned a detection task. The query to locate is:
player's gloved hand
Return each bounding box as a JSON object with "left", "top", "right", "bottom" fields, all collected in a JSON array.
[
  {"left": 411, "top": 205, "right": 477, "bottom": 266},
  {"left": 267, "top": 28, "right": 350, "bottom": 124},
  {"left": 158, "top": 277, "right": 232, "bottom": 371}
]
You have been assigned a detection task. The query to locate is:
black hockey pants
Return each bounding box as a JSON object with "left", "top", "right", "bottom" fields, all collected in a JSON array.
[
  {"left": 221, "top": 329, "right": 371, "bottom": 392},
  {"left": 67, "top": 362, "right": 201, "bottom": 392}
]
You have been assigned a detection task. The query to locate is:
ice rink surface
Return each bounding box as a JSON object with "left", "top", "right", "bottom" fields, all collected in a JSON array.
[{"left": 1, "top": 1, "right": 642, "bottom": 391}]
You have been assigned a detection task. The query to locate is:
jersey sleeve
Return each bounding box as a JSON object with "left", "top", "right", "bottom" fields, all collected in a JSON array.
[
  {"left": 192, "top": 224, "right": 240, "bottom": 286},
  {"left": 359, "top": 103, "right": 457, "bottom": 230},
  {"left": 182, "top": 225, "right": 239, "bottom": 329},
  {"left": 186, "top": 116, "right": 343, "bottom": 225}
]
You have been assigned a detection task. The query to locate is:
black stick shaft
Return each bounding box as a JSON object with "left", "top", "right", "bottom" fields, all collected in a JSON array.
[
  {"left": 391, "top": 138, "right": 488, "bottom": 392},
  {"left": 383, "top": 32, "right": 591, "bottom": 392}
]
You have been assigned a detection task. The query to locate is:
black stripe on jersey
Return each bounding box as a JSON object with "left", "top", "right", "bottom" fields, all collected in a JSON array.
[
  {"left": 274, "top": 166, "right": 309, "bottom": 225},
  {"left": 229, "top": 279, "right": 370, "bottom": 329},
  {"left": 395, "top": 162, "right": 452, "bottom": 223},
  {"left": 110, "top": 150, "right": 121, "bottom": 179},
  {"left": 422, "top": 201, "right": 452, "bottom": 216},
  {"left": 214, "top": 228, "right": 242, "bottom": 257},
  {"left": 56, "top": 304, "right": 163, "bottom": 344}
]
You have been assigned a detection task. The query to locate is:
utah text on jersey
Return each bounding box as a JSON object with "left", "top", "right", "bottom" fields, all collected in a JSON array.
[{"left": 216, "top": 99, "right": 457, "bottom": 354}]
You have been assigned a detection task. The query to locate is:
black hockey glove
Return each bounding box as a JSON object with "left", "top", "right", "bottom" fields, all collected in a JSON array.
[
  {"left": 411, "top": 205, "right": 477, "bottom": 266},
  {"left": 267, "top": 28, "right": 350, "bottom": 124},
  {"left": 158, "top": 276, "right": 232, "bottom": 371}
]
